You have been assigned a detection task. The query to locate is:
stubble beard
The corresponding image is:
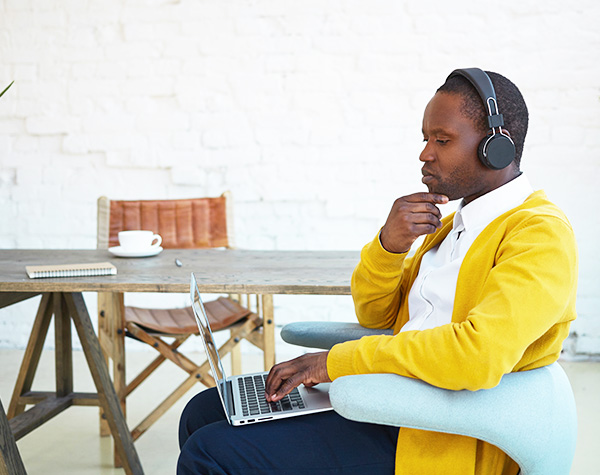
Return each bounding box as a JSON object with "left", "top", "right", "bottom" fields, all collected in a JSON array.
[{"left": 427, "top": 167, "right": 483, "bottom": 202}]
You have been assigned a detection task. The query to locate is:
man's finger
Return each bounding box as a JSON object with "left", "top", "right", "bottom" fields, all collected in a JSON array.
[
  {"left": 411, "top": 223, "right": 442, "bottom": 236},
  {"left": 408, "top": 202, "right": 443, "bottom": 219},
  {"left": 268, "top": 374, "right": 301, "bottom": 402},
  {"left": 404, "top": 192, "right": 448, "bottom": 204},
  {"left": 409, "top": 210, "right": 443, "bottom": 227},
  {"left": 265, "top": 362, "right": 295, "bottom": 395}
]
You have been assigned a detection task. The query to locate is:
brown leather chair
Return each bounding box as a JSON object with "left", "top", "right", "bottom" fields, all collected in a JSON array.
[{"left": 96, "top": 192, "right": 273, "bottom": 441}]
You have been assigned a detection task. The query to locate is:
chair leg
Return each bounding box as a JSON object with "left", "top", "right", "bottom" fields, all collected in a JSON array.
[
  {"left": 261, "top": 295, "right": 275, "bottom": 371},
  {"left": 125, "top": 336, "right": 189, "bottom": 396},
  {"left": 126, "top": 354, "right": 166, "bottom": 396},
  {"left": 224, "top": 293, "right": 274, "bottom": 372},
  {"left": 126, "top": 324, "right": 200, "bottom": 374},
  {"left": 131, "top": 365, "right": 215, "bottom": 441},
  {"left": 231, "top": 342, "right": 242, "bottom": 375}
]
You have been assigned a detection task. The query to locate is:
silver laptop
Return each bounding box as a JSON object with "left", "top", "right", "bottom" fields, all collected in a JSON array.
[{"left": 190, "top": 272, "right": 333, "bottom": 426}]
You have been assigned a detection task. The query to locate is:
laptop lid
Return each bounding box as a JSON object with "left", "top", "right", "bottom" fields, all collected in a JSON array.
[{"left": 190, "top": 272, "right": 233, "bottom": 419}]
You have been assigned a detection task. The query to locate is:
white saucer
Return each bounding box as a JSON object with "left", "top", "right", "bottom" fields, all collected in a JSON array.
[{"left": 108, "top": 246, "right": 163, "bottom": 258}]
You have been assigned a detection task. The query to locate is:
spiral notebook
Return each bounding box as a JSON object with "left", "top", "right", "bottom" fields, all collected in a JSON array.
[{"left": 26, "top": 262, "right": 117, "bottom": 279}]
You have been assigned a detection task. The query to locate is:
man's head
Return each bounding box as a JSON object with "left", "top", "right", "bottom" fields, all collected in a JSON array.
[
  {"left": 438, "top": 71, "right": 529, "bottom": 168},
  {"left": 420, "top": 70, "right": 528, "bottom": 203}
]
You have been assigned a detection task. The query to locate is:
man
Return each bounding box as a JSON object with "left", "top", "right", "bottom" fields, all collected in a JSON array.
[{"left": 178, "top": 69, "right": 578, "bottom": 474}]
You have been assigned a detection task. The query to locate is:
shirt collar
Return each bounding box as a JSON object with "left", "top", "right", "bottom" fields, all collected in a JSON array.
[{"left": 453, "top": 173, "right": 535, "bottom": 233}]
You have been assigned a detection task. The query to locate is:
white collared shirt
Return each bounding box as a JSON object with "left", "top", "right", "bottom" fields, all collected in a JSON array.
[{"left": 401, "top": 174, "right": 535, "bottom": 333}]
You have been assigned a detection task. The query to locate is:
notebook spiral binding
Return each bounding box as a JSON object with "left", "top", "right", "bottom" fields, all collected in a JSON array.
[{"left": 26, "top": 262, "right": 117, "bottom": 279}]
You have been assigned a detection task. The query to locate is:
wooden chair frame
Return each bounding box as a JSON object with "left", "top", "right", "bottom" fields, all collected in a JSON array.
[{"left": 96, "top": 192, "right": 275, "bottom": 461}]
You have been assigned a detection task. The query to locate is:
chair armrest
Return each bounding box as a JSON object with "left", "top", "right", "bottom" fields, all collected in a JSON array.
[
  {"left": 281, "top": 322, "right": 394, "bottom": 350},
  {"left": 329, "top": 363, "right": 576, "bottom": 475}
]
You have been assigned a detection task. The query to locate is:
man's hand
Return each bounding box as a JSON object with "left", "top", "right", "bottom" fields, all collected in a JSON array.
[
  {"left": 265, "top": 352, "right": 331, "bottom": 402},
  {"left": 380, "top": 192, "right": 449, "bottom": 253}
]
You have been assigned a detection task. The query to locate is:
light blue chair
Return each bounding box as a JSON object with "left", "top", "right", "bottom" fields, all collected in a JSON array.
[{"left": 281, "top": 322, "right": 578, "bottom": 475}]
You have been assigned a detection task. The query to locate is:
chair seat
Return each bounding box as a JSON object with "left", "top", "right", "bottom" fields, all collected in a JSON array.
[{"left": 125, "top": 296, "right": 252, "bottom": 334}]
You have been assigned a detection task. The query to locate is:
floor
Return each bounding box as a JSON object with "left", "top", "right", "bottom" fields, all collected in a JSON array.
[{"left": 1, "top": 349, "right": 599, "bottom": 475}]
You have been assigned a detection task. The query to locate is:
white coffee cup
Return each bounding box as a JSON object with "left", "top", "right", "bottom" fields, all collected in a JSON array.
[{"left": 118, "top": 230, "right": 162, "bottom": 251}]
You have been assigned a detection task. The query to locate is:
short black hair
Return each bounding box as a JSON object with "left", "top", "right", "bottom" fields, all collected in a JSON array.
[{"left": 437, "top": 71, "right": 529, "bottom": 168}]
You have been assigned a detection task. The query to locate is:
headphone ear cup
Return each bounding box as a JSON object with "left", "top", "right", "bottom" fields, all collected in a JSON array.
[
  {"left": 477, "top": 137, "right": 490, "bottom": 167},
  {"left": 478, "top": 134, "right": 516, "bottom": 170}
]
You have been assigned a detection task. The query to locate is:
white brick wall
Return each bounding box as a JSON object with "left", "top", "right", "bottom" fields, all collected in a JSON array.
[{"left": 1, "top": 1, "right": 599, "bottom": 358}]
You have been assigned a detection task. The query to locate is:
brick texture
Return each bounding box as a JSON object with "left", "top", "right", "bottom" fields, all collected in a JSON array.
[{"left": 0, "top": 1, "right": 598, "bottom": 357}]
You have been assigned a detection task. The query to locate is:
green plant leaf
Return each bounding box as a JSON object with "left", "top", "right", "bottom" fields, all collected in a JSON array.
[{"left": 0, "top": 81, "right": 14, "bottom": 99}]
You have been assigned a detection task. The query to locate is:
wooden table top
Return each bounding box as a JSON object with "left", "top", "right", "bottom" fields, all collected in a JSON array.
[{"left": 0, "top": 249, "right": 360, "bottom": 295}]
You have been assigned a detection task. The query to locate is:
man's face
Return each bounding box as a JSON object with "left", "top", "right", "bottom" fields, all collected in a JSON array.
[{"left": 420, "top": 92, "right": 490, "bottom": 203}]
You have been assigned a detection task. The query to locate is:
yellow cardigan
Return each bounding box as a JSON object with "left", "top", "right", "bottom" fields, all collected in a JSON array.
[{"left": 327, "top": 190, "right": 578, "bottom": 475}]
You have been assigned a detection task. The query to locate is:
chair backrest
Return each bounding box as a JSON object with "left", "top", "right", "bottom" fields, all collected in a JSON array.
[{"left": 97, "top": 192, "right": 235, "bottom": 250}]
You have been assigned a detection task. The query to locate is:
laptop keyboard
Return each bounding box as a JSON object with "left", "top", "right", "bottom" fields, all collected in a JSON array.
[{"left": 238, "top": 374, "right": 306, "bottom": 417}]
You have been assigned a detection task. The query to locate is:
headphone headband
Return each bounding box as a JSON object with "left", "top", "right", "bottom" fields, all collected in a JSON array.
[
  {"left": 447, "top": 68, "right": 505, "bottom": 129},
  {"left": 446, "top": 68, "right": 515, "bottom": 170}
]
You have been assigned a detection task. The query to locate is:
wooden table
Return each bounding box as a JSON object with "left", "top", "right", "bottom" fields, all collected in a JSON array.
[{"left": 0, "top": 248, "right": 358, "bottom": 474}]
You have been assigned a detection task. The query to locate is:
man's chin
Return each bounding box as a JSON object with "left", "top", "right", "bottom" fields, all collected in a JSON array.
[
  {"left": 424, "top": 182, "right": 436, "bottom": 193},
  {"left": 426, "top": 183, "right": 443, "bottom": 195},
  {"left": 427, "top": 184, "right": 458, "bottom": 201}
]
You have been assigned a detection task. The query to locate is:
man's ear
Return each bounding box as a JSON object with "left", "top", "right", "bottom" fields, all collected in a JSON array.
[
  {"left": 485, "top": 128, "right": 511, "bottom": 138},
  {"left": 487, "top": 127, "right": 512, "bottom": 139}
]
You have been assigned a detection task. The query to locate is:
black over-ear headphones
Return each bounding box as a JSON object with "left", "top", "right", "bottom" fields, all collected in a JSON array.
[{"left": 447, "top": 68, "right": 516, "bottom": 170}]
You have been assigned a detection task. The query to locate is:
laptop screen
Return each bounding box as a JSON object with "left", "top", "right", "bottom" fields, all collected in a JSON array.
[{"left": 190, "top": 272, "right": 233, "bottom": 417}]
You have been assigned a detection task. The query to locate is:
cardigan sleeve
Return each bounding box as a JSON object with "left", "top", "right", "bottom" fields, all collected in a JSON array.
[
  {"left": 350, "top": 232, "right": 410, "bottom": 330},
  {"left": 329, "top": 213, "right": 578, "bottom": 391}
]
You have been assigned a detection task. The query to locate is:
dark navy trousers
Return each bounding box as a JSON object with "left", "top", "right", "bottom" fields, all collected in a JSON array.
[{"left": 177, "top": 387, "right": 397, "bottom": 474}]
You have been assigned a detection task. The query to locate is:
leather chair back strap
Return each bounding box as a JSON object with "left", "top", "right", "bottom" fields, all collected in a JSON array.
[{"left": 107, "top": 197, "right": 229, "bottom": 249}]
